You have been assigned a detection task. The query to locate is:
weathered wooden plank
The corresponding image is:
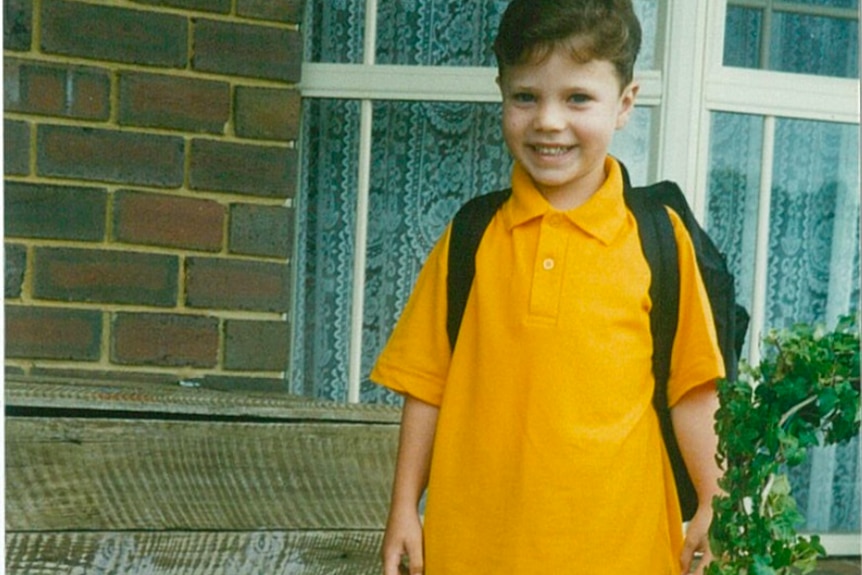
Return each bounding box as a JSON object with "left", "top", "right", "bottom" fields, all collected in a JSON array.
[
  {"left": 4, "top": 375, "right": 402, "bottom": 423},
  {"left": 5, "top": 531, "right": 384, "bottom": 575},
  {"left": 6, "top": 416, "right": 398, "bottom": 531}
]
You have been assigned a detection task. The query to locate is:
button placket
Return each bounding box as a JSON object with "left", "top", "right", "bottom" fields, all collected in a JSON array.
[{"left": 530, "top": 213, "right": 568, "bottom": 318}]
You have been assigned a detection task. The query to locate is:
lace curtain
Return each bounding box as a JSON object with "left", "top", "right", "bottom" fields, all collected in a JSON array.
[
  {"left": 724, "top": 1, "right": 858, "bottom": 78},
  {"left": 706, "top": 113, "right": 860, "bottom": 533}
]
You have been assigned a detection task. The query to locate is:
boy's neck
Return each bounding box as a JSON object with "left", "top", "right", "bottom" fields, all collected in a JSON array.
[{"left": 534, "top": 161, "right": 609, "bottom": 211}]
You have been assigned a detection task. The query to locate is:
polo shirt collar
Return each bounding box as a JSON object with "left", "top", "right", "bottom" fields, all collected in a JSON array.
[{"left": 503, "top": 156, "right": 627, "bottom": 245}]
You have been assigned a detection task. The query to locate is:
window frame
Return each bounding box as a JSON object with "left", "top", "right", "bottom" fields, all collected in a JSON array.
[{"left": 662, "top": 0, "right": 860, "bottom": 554}]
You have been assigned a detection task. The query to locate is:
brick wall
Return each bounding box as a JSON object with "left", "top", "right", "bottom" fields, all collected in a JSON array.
[{"left": 5, "top": 0, "right": 302, "bottom": 391}]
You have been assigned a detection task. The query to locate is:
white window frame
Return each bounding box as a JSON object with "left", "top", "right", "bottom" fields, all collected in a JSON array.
[
  {"left": 661, "top": 0, "right": 860, "bottom": 555},
  {"left": 298, "top": 0, "right": 860, "bottom": 552}
]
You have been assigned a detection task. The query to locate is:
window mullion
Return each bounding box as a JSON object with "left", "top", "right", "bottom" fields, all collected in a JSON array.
[
  {"left": 747, "top": 115, "right": 776, "bottom": 368},
  {"left": 347, "top": 0, "right": 379, "bottom": 404},
  {"left": 657, "top": 0, "right": 711, "bottom": 188}
]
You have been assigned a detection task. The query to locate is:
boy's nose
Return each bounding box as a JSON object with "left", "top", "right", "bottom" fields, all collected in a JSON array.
[{"left": 533, "top": 102, "right": 566, "bottom": 131}]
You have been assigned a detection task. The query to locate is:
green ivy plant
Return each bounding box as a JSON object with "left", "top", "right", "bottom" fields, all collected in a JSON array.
[{"left": 707, "top": 315, "right": 860, "bottom": 575}]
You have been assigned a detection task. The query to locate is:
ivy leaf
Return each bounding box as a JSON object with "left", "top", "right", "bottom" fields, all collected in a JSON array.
[
  {"left": 751, "top": 555, "right": 776, "bottom": 575},
  {"left": 711, "top": 315, "right": 859, "bottom": 573}
]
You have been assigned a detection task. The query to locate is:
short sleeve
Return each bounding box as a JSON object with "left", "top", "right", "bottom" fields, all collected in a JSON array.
[
  {"left": 370, "top": 226, "right": 454, "bottom": 406},
  {"left": 666, "top": 210, "right": 726, "bottom": 407}
]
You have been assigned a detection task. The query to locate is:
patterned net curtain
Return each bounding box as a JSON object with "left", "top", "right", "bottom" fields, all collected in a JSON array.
[
  {"left": 294, "top": 0, "right": 658, "bottom": 404},
  {"left": 708, "top": 0, "right": 860, "bottom": 534}
]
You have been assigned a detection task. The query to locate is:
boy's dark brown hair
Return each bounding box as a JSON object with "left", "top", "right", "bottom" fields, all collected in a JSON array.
[{"left": 493, "top": 0, "right": 642, "bottom": 88}]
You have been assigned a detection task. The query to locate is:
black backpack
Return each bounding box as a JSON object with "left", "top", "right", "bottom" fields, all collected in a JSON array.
[{"left": 445, "top": 164, "right": 749, "bottom": 521}]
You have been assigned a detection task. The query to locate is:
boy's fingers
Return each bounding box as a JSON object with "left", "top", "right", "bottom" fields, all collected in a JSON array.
[
  {"left": 681, "top": 543, "right": 710, "bottom": 574},
  {"left": 382, "top": 542, "right": 423, "bottom": 575},
  {"left": 405, "top": 538, "right": 424, "bottom": 574},
  {"left": 382, "top": 547, "right": 404, "bottom": 575},
  {"left": 693, "top": 550, "right": 713, "bottom": 575},
  {"left": 679, "top": 541, "right": 697, "bottom": 573}
]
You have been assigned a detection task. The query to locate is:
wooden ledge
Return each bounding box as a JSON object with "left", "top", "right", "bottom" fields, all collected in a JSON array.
[{"left": 4, "top": 373, "right": 402, "bottom": 424}]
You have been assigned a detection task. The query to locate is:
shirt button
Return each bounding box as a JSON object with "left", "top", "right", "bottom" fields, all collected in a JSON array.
[{"left": 543, "top": 258, "right": 555, "bottom": 270}]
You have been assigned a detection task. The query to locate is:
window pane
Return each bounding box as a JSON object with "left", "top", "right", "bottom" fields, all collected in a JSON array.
[
  {"left": 705, "top": 112, "right": 764, "bottom": 316},
  {"left": 724, "top": 2, "right": 860, "bottom": 78},
  {"left": 291, "top": 99, "right": 362, "bottom": 401},
  {"left": 306, "top": 0, "right": 660, "bottom": 69},
  {"left": 305, "top": 0, "right": 366, "bottom": 63},
  {"left": 706, "top": 112, "right": 861, "bottom": 533},
  {"left": 375, "top": 1, "right": 508, "bottom": 66},
  {"left": 723, "top": 7, "right": 763, "bottom": 69},
  {"left": 763, "top": 118, "right": 861, "bottom": 538},
  {"left": 609, "top": 107, "right": 654, "bottom": 186},
  {"left": 632, "top": 0, "right": 659, "bottom": 69},
  {"left": 769, "top": 11, "right": 859, "bottom": 77},
  {"left": 767, "top": 118, "right": 859, "bottom": 329},
  {"left": 794, "top": 0, "right": 859, "bottom": 8},
  {"left": 376, "top": 0, "right": 659, "bottom": 68},
  {"left": 360, "top": 101, "right": 512, "bottom": 403}
]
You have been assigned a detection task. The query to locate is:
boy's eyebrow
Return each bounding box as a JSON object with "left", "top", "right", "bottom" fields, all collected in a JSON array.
[{"left": 504, "top": 80, "right": 596, "bottom": 92}]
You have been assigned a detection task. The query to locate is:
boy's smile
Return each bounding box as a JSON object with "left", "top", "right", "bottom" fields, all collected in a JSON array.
[{"left": 498, "top": 46, "right": 638, "bottom": 210}]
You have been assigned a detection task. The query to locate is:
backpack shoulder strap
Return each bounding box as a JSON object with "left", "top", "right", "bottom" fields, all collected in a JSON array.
[
  {"left": 447, "top": 189, "right": 511, "bottom": 350},
  {"left": 621, "top": 169, "right": 680, "bottom": 392},
  {"left": 621, "top": 165, "right": 701, "bottom": 520},
  {"left": 644, "top": 179, "right": 750, "bottom": 381}
]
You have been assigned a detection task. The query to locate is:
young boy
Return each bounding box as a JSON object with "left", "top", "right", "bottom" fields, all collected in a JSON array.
[{"left": 371, "top": 1, "right": 725, "bottom": 573}]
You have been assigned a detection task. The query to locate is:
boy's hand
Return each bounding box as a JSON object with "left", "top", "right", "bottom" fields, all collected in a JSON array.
[
  {"left": 382, "top": 506, "right": 424, "bottom": 575},
  {"left": 680, "top": 505, "right": 714, "bottom": 574}
]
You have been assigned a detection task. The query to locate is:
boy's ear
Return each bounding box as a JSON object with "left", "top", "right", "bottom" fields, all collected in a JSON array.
[{"left": 615, "top": 81, "right": 640, "bottom": 130}]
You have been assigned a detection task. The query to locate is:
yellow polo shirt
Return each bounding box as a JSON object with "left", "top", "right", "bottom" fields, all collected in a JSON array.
[{"left": 372, "top": 157, "right": 724, "bottom": 574}]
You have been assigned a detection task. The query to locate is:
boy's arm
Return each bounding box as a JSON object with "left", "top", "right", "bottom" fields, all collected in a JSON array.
[
  {"left": 671, "top": 381, "right": 722, "bottom": 575},
  {"left": 382, "top": 395, "right": 440, "bottom": 575}
]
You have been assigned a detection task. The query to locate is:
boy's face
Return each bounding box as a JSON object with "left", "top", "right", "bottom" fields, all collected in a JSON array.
[{"left": 498, "top": 46, "right": 638, "bottom": 208}]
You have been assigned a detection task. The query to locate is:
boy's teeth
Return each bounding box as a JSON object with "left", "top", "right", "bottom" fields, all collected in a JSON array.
[{"left": 534, "top": 146, "right": 569, "bottom": 155}]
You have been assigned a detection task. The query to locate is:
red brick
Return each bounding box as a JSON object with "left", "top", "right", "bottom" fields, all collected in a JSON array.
[
  {"left": 185, "top": 257, "right": 290, "bottom": 312},
  {"left": 5, "top": 243, "right": 27, "bottom": 298},
  {"left": 6, "top": 306, "right": 102, "bottom": 361},
  {"left": 5, "top": 120, "right": 30, "bottom": 175},
  {"left": 236, "top": 0, "right": 303, "bottom": 23},
  {"left": 229, "top": 203, "right": 292, "bottom": 258},
  {"left": 38, "top": 125, "right": 184, "bottom": 188},
  {"left": 33, "top": 247, "right": 179, "bottom": 307},
  {"left": 4, "top": 0, "right": 32, "bottom": 51},
  {"left": 5, "top": 182, "right": 107, "bottom": 241},
  {"left": 112, "top": 312, "right": 218, "bottom": 367},
  {"left": 41, "top": 0, "right": 188, "bottom": 68},
  {"left": 119, "top": 72, "right": 230, "bottom": 133},
  {"left": 234, "top": 87, "right": 300, "bottom": 141},
  {"left": 189, "top": 139, "right": 296, "bottom": 198},
  {"left": 5, "top": 59, "right": 111, "bottom": 120},
  {"left": 113, "top": 190, "right": 224, "bottom": 251},
  {"left": 224, "top": 319, "right": 289, "bottom": 371},
  {"left": 192, "top": 19, "right": 302, "bottom": 83}
]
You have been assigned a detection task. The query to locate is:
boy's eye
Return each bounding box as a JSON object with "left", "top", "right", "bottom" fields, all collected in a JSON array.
[
  {"left": 511, "top": 92, "right": 536, "bottom": 103},
  {"left": 568, "top": 93, "right": 591, "bottom": 104}
]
